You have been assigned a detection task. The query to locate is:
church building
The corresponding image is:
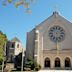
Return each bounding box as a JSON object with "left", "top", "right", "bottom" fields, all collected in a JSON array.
[
  {"left": 26, "top": 11, "right": 72, "bottom": 69},
  {"left": 6, "top": 37, "right": 23, "bottom": 62}
]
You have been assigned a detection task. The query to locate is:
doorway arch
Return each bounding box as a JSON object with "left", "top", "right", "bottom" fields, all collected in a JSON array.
[
  {"left": 44, "top": 57, "right": 50, "bottom": 68},
  {"left": 65, "top": 57, "right": 71, "bottom": 67},
  {"left": 55, "top": 57, "right": 61, "bottom": 67}
]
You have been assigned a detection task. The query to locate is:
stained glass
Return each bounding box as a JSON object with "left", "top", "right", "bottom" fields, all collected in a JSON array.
[{"left": 49, "top": 26, "right": 65, "bottom": 42}]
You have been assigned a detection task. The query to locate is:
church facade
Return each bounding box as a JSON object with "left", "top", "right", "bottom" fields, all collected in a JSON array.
[{"left": 26, "top": 11, "right": 72, "bottom": 69}]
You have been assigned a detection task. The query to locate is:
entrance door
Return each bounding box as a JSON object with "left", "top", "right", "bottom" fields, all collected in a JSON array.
[
  {"left": 65, "top": 57, "right": 71, "bottom": 67},
  {"left": 55, "top": 57, "right": 61, "bottom": 67},
  {"left": 44, "top": 58, "right": 50, "bottom": 68}
]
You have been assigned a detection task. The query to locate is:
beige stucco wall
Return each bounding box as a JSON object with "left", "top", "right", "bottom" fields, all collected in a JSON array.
[
  {"left": 14, "top": 42, "right": 23, "bottom": 55},
  {"left": 35, "top": 12, "right": 72, "bottom": 69},
  {"left": 39, "top": 50, "right": 72, "bottom": 69},
  {"left": 26, "top": 12, "right": 72, "bottom": 69}
]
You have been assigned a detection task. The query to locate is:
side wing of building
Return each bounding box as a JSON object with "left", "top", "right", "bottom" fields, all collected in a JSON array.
[{"left": 26, "top": 29, "right": 35, "bottom": 59}]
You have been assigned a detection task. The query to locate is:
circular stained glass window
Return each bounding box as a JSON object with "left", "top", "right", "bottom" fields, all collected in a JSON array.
[{"left": 48, "top": 25, "right": 65, "bottom": 43}]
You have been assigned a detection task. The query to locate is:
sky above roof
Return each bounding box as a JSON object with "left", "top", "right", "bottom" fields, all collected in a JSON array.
[{"left": 0, "top": 0, "right": 72, "bottom": 48}]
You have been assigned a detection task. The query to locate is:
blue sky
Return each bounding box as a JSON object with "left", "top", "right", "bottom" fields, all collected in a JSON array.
[{"left": 0, "top": 0, "right": 72, "bottom": 48}]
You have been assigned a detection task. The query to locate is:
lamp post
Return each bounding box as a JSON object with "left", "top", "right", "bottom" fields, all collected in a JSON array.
[
  {"left": 21, "top": 48, "right": 24, "bottom": 72},
  {"left": 2, "top": 42, "right": 6, "bottom": 72}
]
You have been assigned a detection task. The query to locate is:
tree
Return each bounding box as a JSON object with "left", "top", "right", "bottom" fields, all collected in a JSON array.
[
  {"left": 24, "top": 57, "right": 41, "bottom": 71},
  {"left": 14, "top": 53, "right": 41, "bottom": 71},
  {"left": 0, "top": 0, "right": 33, "bottom": 13},
  {"left": 0, "top": 31, "right": 7, "bottom": 63},
  {"left": 25, "top": 57, "right": 34, "bottom": 69}
]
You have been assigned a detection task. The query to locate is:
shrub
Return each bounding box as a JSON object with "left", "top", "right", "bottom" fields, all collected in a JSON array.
[
  {"left": 25, "top": 57, "right": 41, "bottom": 71},
  {"left": 34, "top": 64, "right": 41, "bottom": 71},
  {"left": 14, "top": 55, "right": 41, "bottom": 71}
]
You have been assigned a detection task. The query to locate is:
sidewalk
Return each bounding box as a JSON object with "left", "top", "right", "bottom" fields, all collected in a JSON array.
[
  {"left": 38, "top": 70, "right": 72, "bottom": 72},
  {"left": 4, "top": 63, "right": 14, "bottom": 72}
]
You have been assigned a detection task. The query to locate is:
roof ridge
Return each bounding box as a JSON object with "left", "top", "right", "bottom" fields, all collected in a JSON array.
[{"left": 11, "top": 37, "right": 21, "bottom": 42}]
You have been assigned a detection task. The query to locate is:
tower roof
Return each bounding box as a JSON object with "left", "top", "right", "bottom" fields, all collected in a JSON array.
[{"left": 11, "top": 37, "right": 20, "bottom": 42}]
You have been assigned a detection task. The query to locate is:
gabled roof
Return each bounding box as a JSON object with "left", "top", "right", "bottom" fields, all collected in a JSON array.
[
  {"left": 11, "top": 37, "right": 20, "bottom": 42},
  {"left": 36, "top": 11, "right": 72, "bottom": 28}
]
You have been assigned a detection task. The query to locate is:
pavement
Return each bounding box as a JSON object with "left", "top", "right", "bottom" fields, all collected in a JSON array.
[
  {"left": 38, "top": 70, "right": 72, "bottom": 72},
  {"left": 4, "top": 63, "right": 14, "bottom": 72}
]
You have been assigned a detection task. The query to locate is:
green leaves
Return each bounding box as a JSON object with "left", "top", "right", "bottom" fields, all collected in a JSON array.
[
  {"left": 15, "top": 1, "right": 23, "bottom": 7},
  {"left": 0, "top": 31, "right": 7, "bottom": 61},
  {"left": 8, "top": 0, "right": 12, "bottom": 3},
  {"left": 0, "top": 47, "right": 3, "bottom": 61},
  {"left": 1, "top": 0, "right": 33, "bottom": 13},
  {"left": 24, "top": 2, "right": 29, "bottom": 8}
]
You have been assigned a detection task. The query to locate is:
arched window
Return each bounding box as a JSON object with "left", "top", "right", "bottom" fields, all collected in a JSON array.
[
  {"left": 65, "top": 57, "right": 71, "bottom": 67},
  {"left": 17, "top": 44, "right": 19, "bottom": 48},
  {"left": 11, "top": 42, "right": 15, "bottom": 48},
  {"left": 44, "top": 57, "right": 50, "bottom": 68},
  {"left": 55, "top": 57, "right": 61, "bottom": 67}
]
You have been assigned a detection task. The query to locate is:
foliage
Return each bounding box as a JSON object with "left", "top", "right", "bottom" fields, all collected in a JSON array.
[
  {"left": 24, "top": 58, "right": 34, "bottom": 69},
  {"left": 34, "top": 64, "right": 41, "bottom": 71},
  {"left": 0, "top": 0, "right": 34, "bottom": 13},
  {"left": 0, "top": 31, "right": 7, "bottom": 64},
  {"left": 14, "top": 53, "right": 41, "bottom": 71},
  {"left": 24, "top": 57, "right": 41, "bottom": 71}
]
